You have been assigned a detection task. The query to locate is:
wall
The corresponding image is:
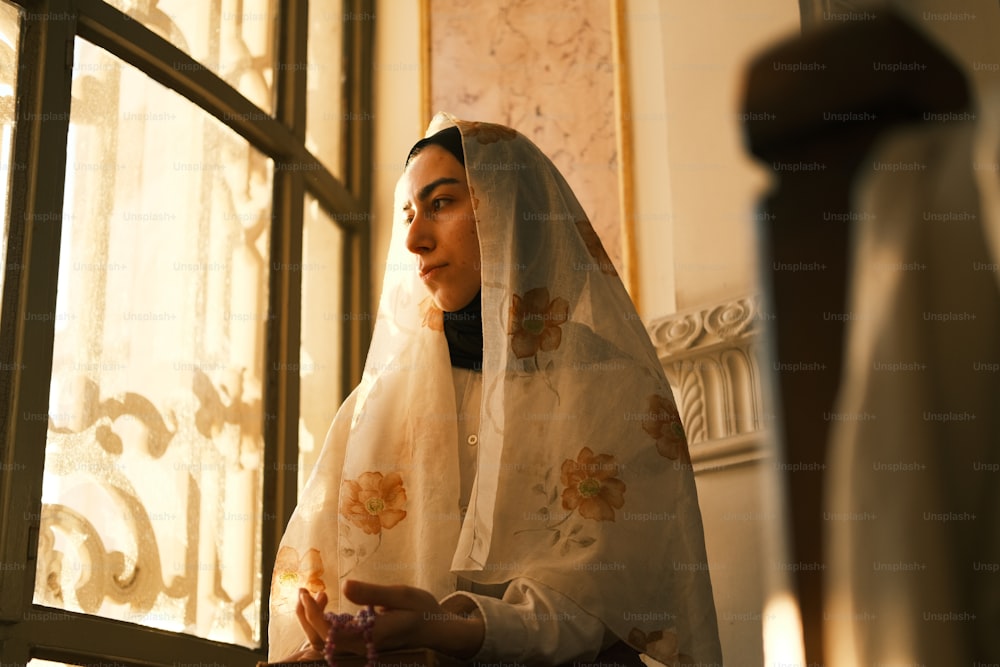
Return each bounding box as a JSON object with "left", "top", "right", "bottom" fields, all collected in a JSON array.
[
  {"left": 627, "top": 1, "right": 800, "bottom": 663},
  {"left": 428, "top": 0, "right": 624, "bottom": 273},
  {"left": 371, "top": 0, "right": 424, "bottom": 305},
  {"left": 630, "top": 0, "right": 799, "bottom": 314}
]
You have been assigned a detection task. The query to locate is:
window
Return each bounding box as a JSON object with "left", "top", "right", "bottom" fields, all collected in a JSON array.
[{"left": 0, "top": 0, "right": 372, "bottom": 663}]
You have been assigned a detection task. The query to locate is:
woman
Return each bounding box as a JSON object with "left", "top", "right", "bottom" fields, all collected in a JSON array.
[{"left": 268, "top": 113, "right": 722, "bottom": 666}]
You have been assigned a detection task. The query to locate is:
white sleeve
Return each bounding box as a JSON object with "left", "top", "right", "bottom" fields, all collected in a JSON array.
[{"left": 439, "top": 577, "right": 610, "bottom": 664}]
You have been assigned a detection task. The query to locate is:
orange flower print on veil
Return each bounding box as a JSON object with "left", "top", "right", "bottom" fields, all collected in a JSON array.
[
  {"left": 420, "top": 296, "right": 444, "bottom": 331},
  {"left": 271, "top": 546, "right": 325, "bottom": 609},
  {"left": 560, "top": 447, "right": 626, "bottom": 522},
  {"left": 642, "top": 393, "right": 691, "bottom": 462},
  {"left": 575, "top": 217, "right": 618, "bottom": 276},
  {"left": 508, "top": 287, "right": 570, "bottom": 359},
  {"left": 455, "top": 120, "right": 518, "bottom": 144},
  {"left": 340, "top": 471, "right": 408, "bottom": 535}
]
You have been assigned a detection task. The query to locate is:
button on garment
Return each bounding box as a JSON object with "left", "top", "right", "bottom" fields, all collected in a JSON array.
[
  {"left": 452, "top": 366, "right": 482, "bottom": 517},
  {"left": 451, "top": 366, "right": 510, "bottom": 599}
]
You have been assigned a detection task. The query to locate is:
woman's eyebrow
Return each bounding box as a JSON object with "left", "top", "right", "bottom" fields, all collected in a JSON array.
[
  {"left": 417, "top": 177, "right": 460, "bottom": 203},
  {"left": 401, "top": 177, "right": 462, "bottom": 212}
]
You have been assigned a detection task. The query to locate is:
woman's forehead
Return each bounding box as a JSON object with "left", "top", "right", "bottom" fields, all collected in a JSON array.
[
  {"left": 398, "top": 146, "right": 468, "bottom": 201},
  {"left": 405, "top": 144, "right": 465, "bottom": 177}
]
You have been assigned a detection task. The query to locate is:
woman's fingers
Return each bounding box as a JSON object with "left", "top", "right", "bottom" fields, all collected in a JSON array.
[
  {"left": 297, "top": 581, "right": 450, "bottom": 655},
  {"left": 303, "top": 581, "right": 481, "bottom": 656},
  {"left": 341, "top": 579, "right": 437, "bottom": 612},
  {"left": 298, "top": 587, "right": 375, "bottom": 655},
  {"left": 296, "top": 589, "right": 327, "bottom": 649},
  {"left": 340, "top": 580, "right": 453, "bottom": 650}
]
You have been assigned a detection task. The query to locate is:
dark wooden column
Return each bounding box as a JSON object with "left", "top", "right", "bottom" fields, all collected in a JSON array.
[{"left": 740, "top": 11, "right": 970, "bottom": 664}]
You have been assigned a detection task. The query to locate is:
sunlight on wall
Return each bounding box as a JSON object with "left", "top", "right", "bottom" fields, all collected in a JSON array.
[{"left": 763, "top": 592, "right": 807, "bottom": 667}]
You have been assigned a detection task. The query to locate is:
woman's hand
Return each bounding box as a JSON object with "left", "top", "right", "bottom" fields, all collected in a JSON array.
[{"left": 295, "top": 581, "right": 485, "bottom": 659}]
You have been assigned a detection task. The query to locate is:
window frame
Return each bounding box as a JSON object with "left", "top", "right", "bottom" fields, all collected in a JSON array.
[{"left": 0, "top": 0, "right": 373, "bottom": 663}]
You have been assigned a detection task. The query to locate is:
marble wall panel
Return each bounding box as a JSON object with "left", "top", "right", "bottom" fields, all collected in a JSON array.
[{"left": 429, "top": 0, "right": 624, "bottom": 270}]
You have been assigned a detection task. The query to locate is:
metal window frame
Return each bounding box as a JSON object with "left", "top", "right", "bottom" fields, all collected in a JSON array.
[{"left": 0, "top": 0, "right": 372, "bottom": 663}]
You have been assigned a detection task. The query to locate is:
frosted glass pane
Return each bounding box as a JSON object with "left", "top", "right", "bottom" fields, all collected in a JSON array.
[
  {"left": 29, "top": 660, "right": 80, "bottom": 667},
  {"left": 0, "top": 1, "right": 19, "bottom": 303},
  {"left": 306, "top": 0, "right": 345, "bottom": 178},
  {"left": 106, "top": 0, "right": 275, "bottom": 113},
  {"left": 33, "top": 38, "right": 272, "bottom": 648},
  {"left": 298, "top": 195, "right": 344, "bottom": 495}
]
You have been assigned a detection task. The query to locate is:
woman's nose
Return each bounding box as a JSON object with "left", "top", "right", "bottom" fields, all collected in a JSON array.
[{"left": 404, "top": 209, "right": 434, "bottom": 254}]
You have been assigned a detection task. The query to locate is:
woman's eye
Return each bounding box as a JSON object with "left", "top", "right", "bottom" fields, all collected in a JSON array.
[
  {"left": 432, "top": 198, "right": 449, "bottom": 212},
  {"left": 403, "top": 215, "right": 414, "bottom": 226}
]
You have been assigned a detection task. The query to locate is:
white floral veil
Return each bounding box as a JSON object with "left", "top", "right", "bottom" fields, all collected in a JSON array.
[{"left": 268, "top": 113, "right": 722, "bottom": 665}]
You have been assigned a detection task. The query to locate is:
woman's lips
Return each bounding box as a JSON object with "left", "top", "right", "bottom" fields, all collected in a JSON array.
[{"left": 420, "top": 264, "right": 445, "bottom": 281}]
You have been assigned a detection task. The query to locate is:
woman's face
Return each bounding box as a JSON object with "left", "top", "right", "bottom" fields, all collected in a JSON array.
[{"left": 401, "top": 144, "right": 481, "bottom": 312}]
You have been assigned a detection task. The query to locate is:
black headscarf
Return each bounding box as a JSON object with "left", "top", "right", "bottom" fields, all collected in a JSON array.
[
  {"left": 442, "top": 291, "right": 483, "bottom": 371},
  {"left": 406, "top": 125, "right": 465, "bottom": 168},
  {"left": 406, "top": 127, "right": 483, "bottom": 371}
]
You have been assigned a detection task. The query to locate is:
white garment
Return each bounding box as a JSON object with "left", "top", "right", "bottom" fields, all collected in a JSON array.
[{"left": 443, "top": 367, "right": 609, "bottom": 664}]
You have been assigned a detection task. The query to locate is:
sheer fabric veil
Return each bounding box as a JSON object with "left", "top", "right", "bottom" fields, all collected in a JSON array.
[{"left": 268, "top": 113, "right": 722, "bottom": 665}]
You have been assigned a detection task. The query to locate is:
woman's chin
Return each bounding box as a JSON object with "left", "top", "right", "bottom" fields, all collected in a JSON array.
[{"left": 432, "top": 291, "right": 474, "bottom": 313}]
